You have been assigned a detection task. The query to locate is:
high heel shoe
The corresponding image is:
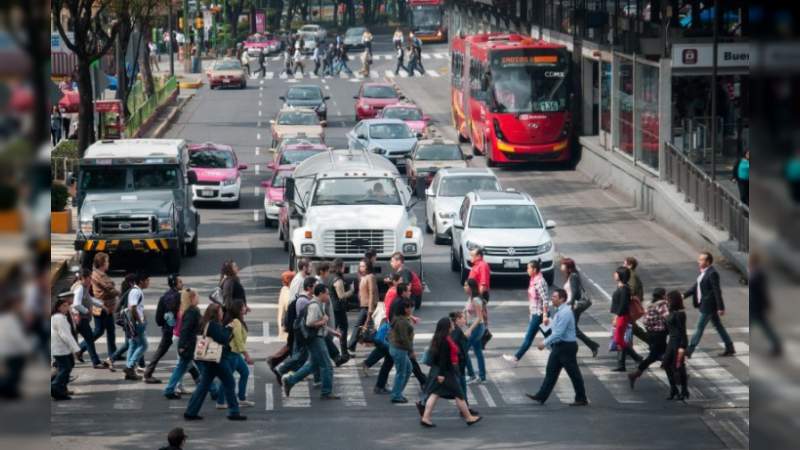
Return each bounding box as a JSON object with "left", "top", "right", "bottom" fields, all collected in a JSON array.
[
  {"left": 678, "top": 389, "right": 690, "bottom": 401},
  {"left": 420, "top": 420, "right": 436, "bottom": 428}
]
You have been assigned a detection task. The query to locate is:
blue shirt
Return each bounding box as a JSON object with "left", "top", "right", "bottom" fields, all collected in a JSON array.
[{"left": 544, "top": 303, "right": 577, "bottom": 348}]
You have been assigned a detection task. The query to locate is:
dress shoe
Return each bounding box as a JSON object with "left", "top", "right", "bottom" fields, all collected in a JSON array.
[
  {"left": 270, "top": 364, "right": 282, "bottom": 386},
  {"left": 164, "top": 393, "right": 182, "bottom": 400},
  {"left": 123, "top": 368, "right": 142, "bottom": 381},
  {"left": 591, "top": 345, "right": 599, "bottom": 358},
  {"left": 610, "top": 367, "right": 626, "bottom": 372},
  {"left": 282, "top": 373, "right": 293, "bottom": 397},
  {"left": 628, "top": 370, "right": 642, "bottom": 389},
  {"left": 466, "top": 416, "right": 483, "bottom": 426},
  {"left": 75, "top": 352, "right": 85, "bottom": 364},
  {"left": 335, "top": 354, "right": 350, "bottom": 367},
  {"left": 184, "top": 414, "right": 203, "bottom": 421},
  {"left": 569, "top": 400, "right": 589, "bottom": 406},
  {"left": 718, "top": 349, "right": 736, "bottom": 357},
  {"left": 227, "top": 414, "right": 247, "bottom": 421},
  {"left": 679, "top": 389, "right": 690, "bottom": 401},
  {"left": 320, "top": 393, "right": 341, "bottom": 400},
  {"left": 52, "top": 394, "right": 72, "bottom": 401},
  {"left": 420, "top": 420, "right": 436, "bottom": 428},
  {"left": 391, "top": 397, "right": 408, "bottom": 404},
  {"left": 415, "top": 401, "right": 425, "bottom": 417},
  {"left": 666, "top": 389, "right": 679, "bottom": 400},
  {"left": 144, "top": 377, "right": 161, "bottom": 384},
  {"left": 525, "top": 393, "right": 545, "bottom": 404}
]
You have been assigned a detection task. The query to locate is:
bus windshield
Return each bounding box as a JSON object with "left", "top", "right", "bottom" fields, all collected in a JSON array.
[
  {"left": 411, "top": 6, "right": 442, "bottom": 28},
  {"left": 489, "top": 50, "right": 568, "bottom": 114}
]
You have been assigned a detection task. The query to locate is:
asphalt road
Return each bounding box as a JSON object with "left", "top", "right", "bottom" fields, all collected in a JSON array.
[{"left": 51, "top": 36, "right": 750, "bottom": 450}]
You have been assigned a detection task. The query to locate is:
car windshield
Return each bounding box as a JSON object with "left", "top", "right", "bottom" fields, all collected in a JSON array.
[
  {"left": 287, "top": 87, "right": 322, "bottom": 101},
  {"left": 362, "top": 85, "right": 397, "bottom": 99},
  {"left": 469, "top": 205, "right": 543, "bottom": 229},
  {"left": 80, "top": 167, "right": 127, "bottom": 191},
  {"left": 214, "top": 60, "right": 241, "bottom": 71},
  {"left": 439, "top": 177, "right": 498, "bottom": 197},
  {"left": 369, "top": 123, "right": 412, "bottom": 140},
  {"left": 416, "top": 145, "right": 463, "bottom": 161},
  {"left": 279, "top": 149, "right": 321, "bottom": 164},
  {"left": 382, "top": 108, "right": 422, "bottom": 121},
  {"left": 132, "top": 165, "right": 180, "bottom": 190},
  {"left": 313, "top": 177, "right": 401, "bottom": 206},
  {"left": 489, "top": 50, "right": 568, "bottom": 113},
  {"left": 272, "top": 170, "right": 290, "bottom": 188},
  {"left": 277, "top": 111, "right": 319, "bottom": 125},
  {"left": 189, "top": 149, "right": 235, "bottom": 169},
  {"left": 346, "top": 28, "right": 365, "bottom": 37}
]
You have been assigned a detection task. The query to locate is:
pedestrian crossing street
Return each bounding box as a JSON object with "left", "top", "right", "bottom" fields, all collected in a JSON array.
[
  {"left": 52, "top": 340, "right": 750, "bottom": 415},
  {"left": 260, "top": 51, "right": 451, "bottom": 62},
  {"left": 248, "top": 68, "right": 444, "bottom": 82}
]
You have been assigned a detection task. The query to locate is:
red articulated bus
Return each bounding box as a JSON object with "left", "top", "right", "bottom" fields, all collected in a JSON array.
[
  {"left": 450, "top": 32, "right": 573, "bottom": 166},
  {"left": 408, "top": 0, "right": 447, "bottom": 43}
]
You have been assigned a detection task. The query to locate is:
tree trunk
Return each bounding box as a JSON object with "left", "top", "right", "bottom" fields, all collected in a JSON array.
[
  {"left": 362, "top": 0, "right": 371, "bottom": 24},
  {"left": 346, "top": 0, "right": 356, "bottom": 25},
  {"left": 333, "top": 0, "right": 339, "bottom": 26},
  {"left": 116, "top": 8, "right": 132, "bottom": 117},
  {"left": 285, "top": 0, "right": 296, "bottom": 29},
  {"left": 26, "top": 9, "right": 49, "bottom": 144},
  {"left": 141, "top": 30, "right": 156, "bottom": 98},
  {"left": 76, "top": 60, "right": 95, "bottom": 156}
]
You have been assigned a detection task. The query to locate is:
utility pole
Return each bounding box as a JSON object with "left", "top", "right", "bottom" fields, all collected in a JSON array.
[
  {"left": 710, "top": 0, "right": 719, "bottom": 181},
  {"left": 183, "top": 0, "right": 192, "bottom": 72},
  {"left": 168, "top": 0, "right": 175, "bottom": 76}
]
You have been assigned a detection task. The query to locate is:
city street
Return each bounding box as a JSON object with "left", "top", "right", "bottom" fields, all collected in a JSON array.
[{"left": 51, "top": 37, "right": 750, "bottom": 450}]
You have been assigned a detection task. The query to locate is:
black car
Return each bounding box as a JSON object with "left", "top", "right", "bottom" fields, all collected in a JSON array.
[
  {"left": 279, "top": 85, "right": 330, "bottom": 122},
  {"left": 343, "top": 27, "right": 366, "bottom": 51}
]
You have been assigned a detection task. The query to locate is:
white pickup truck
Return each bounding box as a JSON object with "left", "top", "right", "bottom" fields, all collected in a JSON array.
[{"left": 284, "top": 148, "right": 423, "bottom": 275}]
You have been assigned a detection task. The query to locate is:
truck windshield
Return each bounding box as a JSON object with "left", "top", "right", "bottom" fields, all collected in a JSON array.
[
  {"left": 469, "top": 205, "right": 543, "bottom": 229},
  {"left": 313, "top": 177, "right": 401, "bottom": 206},
  {"left": 489, "top": 50, "right": 568, "bottom": 113},
  {"left": 80, "top": 167, "right": 127, "bottom": 191},
  {"left": 132, "top": 166, "right": 180, "bottom": 190}
]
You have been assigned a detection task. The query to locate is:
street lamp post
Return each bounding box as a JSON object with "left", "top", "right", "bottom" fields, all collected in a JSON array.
[
  {"left": 710, "top": 0, "right": 719, "bottom": 181},
  {"left": 168, "top": 0, "right": 175, "bottom": 76},
  {"left": 183, "top": 0, "right": 191, "bottom": 72}
]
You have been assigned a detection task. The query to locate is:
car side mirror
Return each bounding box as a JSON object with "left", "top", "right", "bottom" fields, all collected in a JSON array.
[
  {"left": 545, "top": 219, "right": 557, "bottom": 230},
  {"left": 398, "top": 95, "right": 406, "bottom": 100},
  {"left": 453, "top": 218, "right": 464, "bottom": 230},
  {"left": 238, "top": 164, "right": 248, "bottom": 170},
  {"left": 261, "top": 180, "right": 271, "bottom": 188},
  {"left": 187, "top": 171, "right": 198, "bottom": 185},
  {"left": 425, "top": 188, "right": 434, "bottom": 198},
  {"left": 416, "top": 133, "right": 423, "bottom": 139},
  {"left": 357, "top": 134, "right": 366, "bottom": 140},
  {"left": 279, "top": 96, "right": 286, "bottom": 101}
]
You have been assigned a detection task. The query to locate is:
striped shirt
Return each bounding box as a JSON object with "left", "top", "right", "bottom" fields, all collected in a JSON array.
[{"left": 527, "top": 273, "right": 548, "bottom": 316}]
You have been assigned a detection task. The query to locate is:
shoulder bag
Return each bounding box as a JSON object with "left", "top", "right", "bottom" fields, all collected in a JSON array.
[
  {"left": 572, "top": 274, "right": 593, "bottom": 315},
  {"left": 194, "top": 324, "right": 223, "bottom": 363},
  {"left": 209, "top": 280, "right": 224, "bottom": 305}
]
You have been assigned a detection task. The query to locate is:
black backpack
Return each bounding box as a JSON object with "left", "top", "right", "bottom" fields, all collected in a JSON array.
[
  {"left": 114, "top": 288, "right": 132, "bottom": 326},
  {"left": 292, "top": 297, "right": 314, "bottom": 345},
  {"left": 284, "top": 295, "right": 300, "bottom": 334}
]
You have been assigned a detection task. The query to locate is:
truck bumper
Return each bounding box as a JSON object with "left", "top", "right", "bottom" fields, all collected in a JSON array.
[{"left": 75, "top": 237, "right": 177, "bottom": 253}]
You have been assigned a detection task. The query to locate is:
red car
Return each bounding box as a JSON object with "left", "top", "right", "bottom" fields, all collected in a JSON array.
[
  {"left": 353, "top": 83, "right": 404, "bottom": 121},
  {"left": 268, "top": 142, "right": 328, "bottom": 170}
]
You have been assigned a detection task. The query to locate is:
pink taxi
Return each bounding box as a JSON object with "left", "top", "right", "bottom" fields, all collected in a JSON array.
[
  {"left": 261, "top": 164, "right": 294, "bottom": 227},
  {"left": 187, "top": 142, "right": 247, "bottom": 207},
  {"left": 377, "top": 103, "right": 431, "bottom": 138}
]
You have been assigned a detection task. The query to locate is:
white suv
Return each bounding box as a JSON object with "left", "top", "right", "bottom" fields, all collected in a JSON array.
[
  {"left": 450, "top": 190, "right": 557, "bottom": 285},
  {"left": 424, "top": 168, "right": 500, "bottom": 244}
]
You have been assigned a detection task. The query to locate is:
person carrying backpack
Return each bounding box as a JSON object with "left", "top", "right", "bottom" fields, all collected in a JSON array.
[
  {"left": 106, "top": 273, "right": 141, "bottom": 370},
  {"left": 121, "top": 272, "right": 151, "bottom": 381},
  {"left": 143, "top": 275, "right": 183, "bottom": 383},
  {"left": 273, "top": 277, "right": 318, "bottom": 385}
]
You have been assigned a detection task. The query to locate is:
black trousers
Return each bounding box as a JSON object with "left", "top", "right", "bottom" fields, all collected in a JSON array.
[
  {"left": 51, "top": 354, "right": 74, "bottom": 398},
  {"left": 663, "top": 344, "right": 688, "bottom": 393},
  {"left": 145, "top": 327, "right": 173, "bottom": 377},
  {"left": 737, "top": 180, "right": 749, "bottom": 205},
  {"left": 573, "top": 308, "right": 599, "bottom": 351},
  {"left": 638, "top": 330, "right": 667, "bottom": 372},
  {"left": 376, "top": 348, "right": 426, "bottom": 389},
  {"left": 333, "top": 308, "right": 349, "bottom": 356},
  {"left": 76, "top": 317, "right": 101, "bottom": 365},
  {"left": 535, "top": 341, "right": 587, "bottom": 403},
  {"left": 348, "top": 307, "right": 369, "bottom": 351},
  {"left": 394, "top": 60, "right": 409, "bottom": 75},
  {"left": 632, "top": 323, "right": 649, "bottom": 344},
  {"left": 82, "top": 310, "right": 116, "bottom": 358}
]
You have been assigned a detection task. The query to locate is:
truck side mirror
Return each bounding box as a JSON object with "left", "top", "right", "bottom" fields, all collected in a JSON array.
[
  {"left": 187, "top": 171, "right": 198, "bottom": 185},
  {"left": 285, "top": 177, "right": 295, "bottom": 202}
]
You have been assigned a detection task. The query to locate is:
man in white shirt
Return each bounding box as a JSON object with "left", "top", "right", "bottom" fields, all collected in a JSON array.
[
  {"left": 124, "top": 272, "right": 150, "bottom": 381},
  {"left": 288, "top": 258, "right": 313, "bottom": 301},
  {"left": 73, "top": 268, "right": 107, "bottom": 369}
]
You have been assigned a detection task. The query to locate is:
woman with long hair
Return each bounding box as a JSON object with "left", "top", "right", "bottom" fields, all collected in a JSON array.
[
  {"left": 215, "top": 298, "right": 254, "bottom": 408},
  {"left": 463, "top": 279, "right": 486, "bottom": 384},
  {"left": 610, "top": 267, "right": 642, "bottom": 372},
  {"left": 561, "top": 258, "right": 599, "bottom": 356},
  {"left": 220, "top": 260, "right": 247, "bottom": 313},
  {"left": 268, "top": 271, "right": 295, "bottom": 378},
  {"left": 663, "top": 290, "right": 690, "bottom": 400},
  {"left": 164, "top": 288, "right": 202, "bottom": 399},
  {"left": 420, "top": 317, "right": 481, "bottom": 428},
  {"left": 184, "top": 303, "right": 246, "bottom": 421},
  {"left": 106, "top": 273, "right": 142, "bottom": 369},
  {"left": 349, "top": 258, "right": 378, "bottom": 352}
]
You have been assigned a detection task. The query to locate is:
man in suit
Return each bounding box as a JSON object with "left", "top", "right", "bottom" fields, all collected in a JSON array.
[{"left": 684, "top": 252, "right": 735, "bottom": 357}]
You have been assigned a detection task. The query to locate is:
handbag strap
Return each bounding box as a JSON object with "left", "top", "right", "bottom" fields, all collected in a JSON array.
[{"left": 203, "top": 323, "right": 210, "bottom": 338}]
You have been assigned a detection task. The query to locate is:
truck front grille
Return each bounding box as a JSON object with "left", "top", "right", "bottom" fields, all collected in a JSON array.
[
  {"left": 96, "top": 215, "right": 155, "bottom": 235},
  {"left": 483, "top": 245, "right": 548, "bottom": 257},
  {"left": 323, "top": 229, "right": 395, "bottom": 255}
]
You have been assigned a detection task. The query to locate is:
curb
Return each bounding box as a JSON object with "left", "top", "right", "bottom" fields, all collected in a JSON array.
[
  {"left": 179, "top": 80, "right": 203, "bottom": 89},
  {"left": 151, "top": 93, "right": 195, "bottom": 138},
  {"left": 133, "top": 89, "right": 179, "bottom": 138}
]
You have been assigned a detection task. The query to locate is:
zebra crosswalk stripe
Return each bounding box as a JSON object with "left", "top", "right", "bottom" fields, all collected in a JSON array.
[
  {"left": 428, "top": 69, "right": 440, "bottom": 78},
  {"left": 384, "top": 70, "right": 395, "bottom": 79}
]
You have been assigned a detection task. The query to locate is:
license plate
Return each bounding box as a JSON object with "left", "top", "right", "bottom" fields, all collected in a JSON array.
[
  {"left": 201, "top": 189, "right": 214, "bottom": 197},
  {"left": 348, "top": 264, "right": 359, "bottom": 274},
  {"left": 503, "top": 259, "right": 520, "bottom": 269}
]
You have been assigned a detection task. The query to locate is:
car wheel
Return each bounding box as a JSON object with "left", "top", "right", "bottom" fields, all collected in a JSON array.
[
  {"left": 459, "top": 252, "right": 469, "bottom": 284},
  {"left": 165, "top": 249, "right": 182, "bottom": 273},
  {"left": 425, "top": 217, "right": 433, "bottom": 234},
  {"left": 185, "top": 232, "right": 199, "bottom": 257},
  {"left": 485, "top": 137, "right": 497, "bottom": 167},
  {"left": 450, "top": 246, "right": 459, "bottom": 272},
  {"left": 433, "top": 222, "right": 445, "bottom": 245}
]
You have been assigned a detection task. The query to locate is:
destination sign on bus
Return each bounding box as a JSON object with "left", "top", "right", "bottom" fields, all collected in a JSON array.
[{"left": 496, "top": 54, "right": 560, "bottom": 67}]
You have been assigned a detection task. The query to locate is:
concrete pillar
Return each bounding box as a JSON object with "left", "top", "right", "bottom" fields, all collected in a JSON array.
[
  {"left": 658, "top": 57, "right": 672, "bottom": 179},
  {"left": 610, "top": 52, "right": 618, "bottom": 150},
  {"left": 581, "top": 56, "right": 594, "bottom": 136}
]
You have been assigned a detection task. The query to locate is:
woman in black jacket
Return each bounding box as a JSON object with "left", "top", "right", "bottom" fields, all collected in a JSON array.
[
  {"left": 420, "top": 318, "right": 481, "bottom": 428},
  {"left": 184, "top": 303, "right": 246, "bottom": 421},
  {"left": 220, "top": 260, "right": 247, "bottom": 313},
  {"left": 663, "top": 290, "right": 690, "bottom": 401},
  {"left": 610, "top": 267, "right": 642, "bottom": 372},
  {"left": 164, "top": 288, "right": 201, "bottom": 399}
]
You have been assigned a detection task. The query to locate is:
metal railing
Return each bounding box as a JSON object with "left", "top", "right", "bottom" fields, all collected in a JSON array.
[
  {"left": 664, "top": 142, "right": 749, "bottom": 252},
  {"left": 125, "top": 76, "right": 178, "bottom": 138}
]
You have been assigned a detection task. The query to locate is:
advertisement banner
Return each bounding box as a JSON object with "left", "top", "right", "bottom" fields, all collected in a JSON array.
[{"left": 255, "top": 11, "right": 266, "bottom": 33}]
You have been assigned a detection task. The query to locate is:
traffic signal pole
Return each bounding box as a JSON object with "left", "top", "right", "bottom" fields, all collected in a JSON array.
[{"left": 183, "top": 0, "right": 191, "bottom": 72}]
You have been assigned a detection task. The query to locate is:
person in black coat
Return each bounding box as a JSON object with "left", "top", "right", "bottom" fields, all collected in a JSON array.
[
  {"left": 663, "top": 290, "right": 689, "bottom": 400},
  {"left": 610, "top": 267, "right": 642, "bottom": 372},
  {"left": 683, "top": 252, "right": 735, "bottom": 357},
  {"left": 748, "top": 252, "right": 782, "bottom": 356},
  {"left": 419, "top": 318, "right": 481, "bottom": 428},
  {"left": 144, "top": 275, "right": 182, "bottom": 382}
]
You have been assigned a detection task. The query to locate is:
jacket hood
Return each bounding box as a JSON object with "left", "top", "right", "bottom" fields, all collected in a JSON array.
[{"left": 306, "top": 205, "right": 408, "bottom": 231}]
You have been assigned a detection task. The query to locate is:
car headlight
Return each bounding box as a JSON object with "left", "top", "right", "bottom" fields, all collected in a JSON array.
[
  {"left": 539, "top": 241, "right": 553, "bottom": 253},
  {"left": 158, "top": 218, "right": 173, "bottom": 232},
  {"left": 300, "top": 244, "right": 316, "bottom": 255},
  {"left": 372, "top": 148, "right": 386, "bottom": 155},
  {"left": 402, "top": 243, "right": 418, "bottom": 254},
  {"left": 80, "top": 219, "right": 93, "bottom": 234},
  {"left": 437, "top": 211, "right": 456, "bottom": 219},
  {"left": 465, "top": 240, "right": 480, "bottom": 251},
  {"left": 222, "top": 177, "right": 237, "bottom": 186}
]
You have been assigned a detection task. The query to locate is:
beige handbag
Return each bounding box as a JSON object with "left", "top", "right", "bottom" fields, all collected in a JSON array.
[{"left": 194, "top": 324, "right": 223, "bottom": 363}]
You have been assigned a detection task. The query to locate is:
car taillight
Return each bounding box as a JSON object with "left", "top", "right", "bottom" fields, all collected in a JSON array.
[{"left": 493, "top": 119, "right": 506, "bottom": 141}]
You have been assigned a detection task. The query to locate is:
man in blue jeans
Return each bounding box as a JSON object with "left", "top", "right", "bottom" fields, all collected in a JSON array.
[
  {"left": 684, "top": 252, "right": 735, "bottom": 357},
  {"left": 123, "top": 272, "right": 150, "bottom": 381},
  {"left": 503, "top": 260, "right": 550, "bottom": 366},
  {"left": 282, "top": 284, "right": 341, "bottom": 400}
]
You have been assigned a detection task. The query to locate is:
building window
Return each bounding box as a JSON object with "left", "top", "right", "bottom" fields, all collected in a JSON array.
[
  {"left": 600, "top": 60, "right": 612, "bottom": 133},
  {"left": 615, "top": 56, "right": 634, "bottom": 156},
  {"left": 636, "top": 62, "right": 660, "bottom": 170}
]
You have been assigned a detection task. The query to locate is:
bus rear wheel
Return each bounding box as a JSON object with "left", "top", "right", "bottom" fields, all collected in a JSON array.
[{"left": 485, "top": 138, "right": 497, "bottom": 167}]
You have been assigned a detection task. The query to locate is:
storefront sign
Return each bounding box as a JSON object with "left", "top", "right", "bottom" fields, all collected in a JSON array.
[
  {"left": 94, "top": 99, "right": 122, "bottom": 113},
  {"left": 672, "top": 43, "right": 751, "bottom": 69}
]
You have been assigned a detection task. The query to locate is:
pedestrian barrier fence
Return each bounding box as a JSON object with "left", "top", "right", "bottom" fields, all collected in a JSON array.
[
  {"left": 125, "top": 76, "right": 178, "bottom": 138},
  {"left": 664, "top": 142, "right": 749, "bottom": 252}
]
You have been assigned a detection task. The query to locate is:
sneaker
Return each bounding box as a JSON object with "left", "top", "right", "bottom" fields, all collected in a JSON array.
[
  {"left": 177, "top": 386, "right": 193, "bottom": 395},
  {"left": 391, "top": 397, "right": 408, "bottom": 404},
  {"left": 359, "top": 363, "right": 369, "bottom": 377},
  {"left": 183, "top": 414, "right": 203, "bottom": 421},
  {"left": 335, "top": 354, "right": 350, "bottom": 367},
  {"left": 476, "top": 378, "right": 487, "bottom": 384},
  {"left": 144, "top": 377, "right": 161, "bottom": 384},
  {"left": 164, "top": 393, "right": 182, "bottom": 400},
  {"left": 239, "top": 400, "right": 255, "bottom": 407},
  {"left": 466, "top": 376, "right": 479, "bottom": 385},
  {"left": 124, "top": 368, "right": 142, "bottom": 381},
  {"left": 75, "top": 352, "right": 85, "bottom": 364},
  {"left": 312, "top": 381, "right": 322, "bottom": 389},
  {"left": 270, "top": 364, "right": 283, "bottom": 386},
  {"left": 282, "top": 373, "right": 293, "bottom": 397},
  {"left": 373, "top": 387, "right": 390, "bottom": 395},
  {"left": 320, "top": 393, "right": 341, "bottom": 400},
  {"left": 216, "top": 403, "right": 228, "bottom": 410},
  {"left": 502, "top": 354, "right": 519, "bottom": 365}
]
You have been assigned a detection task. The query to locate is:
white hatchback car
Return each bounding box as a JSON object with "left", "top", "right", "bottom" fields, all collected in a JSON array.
[
  {"left": 450, "top": 190, "right": 557, "bottom": 285},
  {"left": 424, "top": 168, "right": 500, "bottom": 244}
]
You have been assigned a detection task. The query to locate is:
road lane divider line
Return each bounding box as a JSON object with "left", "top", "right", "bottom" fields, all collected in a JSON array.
[
  {"left": 263, "top": 321, "right": 269, "bottom": 338},
  {"left": 254, "top": 186, "right": 260, "bottom": 196},
  {"left": 253, "top": 209, "right": 259, "bottom": 222},
  {"left": 257, "top": 132, "right": 261, "bottom": 140},
  {"left": 255, "top": 165, "right": 260, "bottom": 175},
  {"left": 265, "top": 383, "right": 274, "bottom": 410}
]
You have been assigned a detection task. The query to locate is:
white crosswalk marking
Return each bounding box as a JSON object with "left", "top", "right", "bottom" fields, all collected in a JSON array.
[
  {"left": 283, "top": 381, "right": 311, "bottom": 407},
  {"left": 398, "top": 70, "right": 409, "bottom": 78},
  {"left": 525, "top": 348, "right": 572, "bottom": 403},
  {"left": 689, "top": 351, "right": 749, "bottom": 404},
  {"left": 265, "top": 383, "right": 274, "bottom": 410},
  {"left": 265, "top": 72, "right": 274, "bottom": 79},
  {"left": 720, "top": 341, "right": 749, "bottom": 367},
  {"left": 484, "top": 356, "right": 527, "bottom": 405},
  {"left": 272, "top": 56, "right": 280, "bottom": 61},
  {"left": 370, "top": 70, "right": 379, "bottom": 78},
  {"left": 428, "top": 69, "right": 440, "bottom": 78},
  {"left": 433, "top": 53, "right": 445, "bottom": 59},
  {"left": 422, "top": 54, "right": 431, "bottom": 60},
  {"left": 584, "top": 359, "right": 645, "bottom": 404},
  {"left": 384, "top": 70, "right": 395, "bottom": 79},
  {"left": 477, "top": 384, "right": 496, "bottom": 407},
  {"left": 335, "top": 362, "right": 368, "bottom": 407}
]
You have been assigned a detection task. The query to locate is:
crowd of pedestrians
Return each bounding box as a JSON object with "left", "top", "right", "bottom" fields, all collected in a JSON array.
[{"left": 53, "top": 244, "right": 746, "bottom": 425}]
